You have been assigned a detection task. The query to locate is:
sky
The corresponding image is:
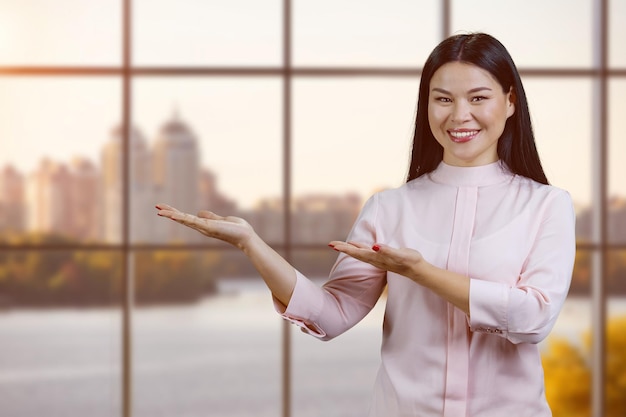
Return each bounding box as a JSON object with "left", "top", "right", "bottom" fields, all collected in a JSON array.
[{"left": 0, "top": 0, "right": 624, "bottom": 209}]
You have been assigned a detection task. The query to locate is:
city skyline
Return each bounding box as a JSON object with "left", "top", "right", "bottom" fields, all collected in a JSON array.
[{"left": 0, "top": 112, "right": 367, "bottom": 245}]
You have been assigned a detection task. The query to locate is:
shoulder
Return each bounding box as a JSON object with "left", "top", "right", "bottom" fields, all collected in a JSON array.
[
  {"left": 515, "top": 176, "right": 572, "bottom": 202},
  {"left": 512, "top": 176, "right": 574, "bottom": 220}
]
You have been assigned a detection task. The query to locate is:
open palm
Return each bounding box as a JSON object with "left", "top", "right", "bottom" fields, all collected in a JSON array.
[{"left": 156, "top": 203, "right": 254, "bottom": 249}]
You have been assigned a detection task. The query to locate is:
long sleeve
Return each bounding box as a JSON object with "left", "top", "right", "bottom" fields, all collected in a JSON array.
[
  {"left": 274, "top": 195, "right": 387, "bottom": 341},
  {"left": 468, "top": 189, "right": 576, "bottom": 344}
]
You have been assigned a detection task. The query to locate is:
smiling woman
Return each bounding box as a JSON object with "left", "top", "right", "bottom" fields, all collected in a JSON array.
[{"left": 157, "top": 33, "right": 576, "bottom": 417}]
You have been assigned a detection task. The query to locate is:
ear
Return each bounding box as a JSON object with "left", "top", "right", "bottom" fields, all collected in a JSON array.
[{"left": 506, "top": 88, "right": 516, "bottom": 119}]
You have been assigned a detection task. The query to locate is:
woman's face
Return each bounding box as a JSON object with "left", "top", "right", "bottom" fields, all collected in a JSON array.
[{"left": 428, "top": 61, "right": 515, "bottom": 167}]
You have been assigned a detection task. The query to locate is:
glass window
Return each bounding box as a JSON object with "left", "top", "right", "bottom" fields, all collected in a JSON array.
[
  {"left": 0, "top": 250, "right": 121, "bottom": 417},
  {"left": 451, "top": 0, "right": 593, "bottom": 68},
  {"left": 610, "top": 0, "right": 626, "bottom": 68},
  {"left": 0, "top": 0, "right": 121, "bottom": 66},
  {"left": 292, "top": 78, "right": 419, "bottom": 208},
  {"left": 132, "top": 77, "right": 283, "bottom": 244},
  {"left": 523, "top": 78, "right": 593, "bottom": 209},
  {"left": 291, "top": 248, "right": 384, "bottom": 417},
  {"left": 607, "top": 250, "right": 626, "bottom": 417},
  {"left": 133, "top": 0, "right": 282, "bottom": 66},
  {"left": 609, "top": 79, "right": 626, "bottom": 244},
  {"left": 132, "top": 250, "right": 281, "bottom": 417},
  {"left": 293, "top": 0, "right": 440, "bottom": 67},
  {"left": 291, "top": 284, "right": 383, "bottom": 417},
  {"left": 541, "top": 249, "right": 592, "bottom": 415},
  {"left": 0, "top": 77, "right": 121, "bottom": 244}
]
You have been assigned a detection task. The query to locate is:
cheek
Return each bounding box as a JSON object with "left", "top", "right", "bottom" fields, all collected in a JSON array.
[{"left": 428, "top": 106, "right": 446, "bottom": 130}]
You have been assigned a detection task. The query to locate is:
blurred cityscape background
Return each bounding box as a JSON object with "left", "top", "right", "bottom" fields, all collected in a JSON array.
[{"left": 0, "top": 0, "right": 625, "bottom": 417}]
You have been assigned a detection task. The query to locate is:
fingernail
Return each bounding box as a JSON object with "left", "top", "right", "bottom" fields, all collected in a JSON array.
[
  {"left": 372, "top": 245, "right": 380, "bottom": 252},
  {"left": 328, "top": 244, "right": 335, "bottom": 248}
]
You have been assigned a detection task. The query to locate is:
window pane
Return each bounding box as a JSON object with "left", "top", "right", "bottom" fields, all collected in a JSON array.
[
  {"left": 132, "top": 250, "right": 281, "bottom": 417},
  {"left": 523, "top": 77, "right": 593, "bottom": 213},
  {"left": 132, "top": 77, "right": 283, "bottom": 244},
  {"left": 541, "top": 249, "right": 592, "bottom": 415},
  {"left": 451, "top": 0, "right": 593, "bottom": 68},
  {"left": 608, "top": 250, "right": 626, "bottom": 416},
  {"left": 293, "top": 0, "right": 440, "bottom": 67},
  {"left": 292, "top": 251, "right": 382, "bottom": 417},
  {"left": 610, "top": 0, "right": 626, "bottom": 68},
  {"left": 0, "top": 250, "right": 122, "bottom": 417},
  {"left": 0, "top": 0, "right": 120, "bottom": 66},
  {"left": 293, "top": 78, "right": 419, "bottom": 213},
  {"left": 609, "top": 79, "right": 626, "bottom": 244},
  {"left": 0, "top": 77, "right": 121, "bottom": 244},
  {"left": 133, "top": 0, "right": 282, "bottom": 66},
  {"left": 292, "top": 279, "right": 383, "bottom": 417}
]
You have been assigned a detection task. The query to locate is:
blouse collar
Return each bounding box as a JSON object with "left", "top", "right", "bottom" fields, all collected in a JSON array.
[{"left": 428, "top": 160, "right": 514, "bottom": 187}]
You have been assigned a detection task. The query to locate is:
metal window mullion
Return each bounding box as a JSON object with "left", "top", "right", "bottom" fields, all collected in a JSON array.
[
  {"left": 442, "top": 0, "right": 451, "bottom": 39},
  {"left": 121, "top": 0, "right": 133, "bottom": 417},
  {"left": 282, "top": 2, "right": 293, "bottom": 417},
  {"left": 591, "top": 0, "right": 608, "bottom": 416}
]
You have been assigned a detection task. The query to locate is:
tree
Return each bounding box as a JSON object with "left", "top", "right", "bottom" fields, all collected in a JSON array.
[{"left": 542, "top": 316, "right": 626, "bottom": 417}]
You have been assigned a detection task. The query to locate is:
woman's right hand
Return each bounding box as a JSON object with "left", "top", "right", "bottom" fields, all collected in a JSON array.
[{"left": 156, "top": 203, "right": 254, "bottom": 250}]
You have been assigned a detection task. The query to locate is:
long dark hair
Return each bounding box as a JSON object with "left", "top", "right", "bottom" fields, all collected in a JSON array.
[{"left": 406, "top": 33, "right": 548, "bottom": 184}]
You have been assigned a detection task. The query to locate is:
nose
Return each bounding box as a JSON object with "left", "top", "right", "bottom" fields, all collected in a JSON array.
[{"left": 451, "top": 100, "right": 471, "bottom": 123}]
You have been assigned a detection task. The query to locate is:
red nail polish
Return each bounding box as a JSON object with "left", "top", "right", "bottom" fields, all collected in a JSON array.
[
  {"left": 328, "top": 244, "right": 335, "bottom": 248},
  {"left": 372, "top": 245, "right": 380, "bottom": 252}
]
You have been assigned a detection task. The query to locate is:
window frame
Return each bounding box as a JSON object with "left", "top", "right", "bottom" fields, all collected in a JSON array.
[{"left": 0, "top": 1, "right": 624, "bottom": 417}]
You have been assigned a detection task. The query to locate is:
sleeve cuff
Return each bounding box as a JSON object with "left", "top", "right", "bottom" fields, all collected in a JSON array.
[
  {"left": 469, "top": 278, "right": 509, "bottom": 338},
  {"left": 272, "top": 270, "right": 327, "bottom": 338}
]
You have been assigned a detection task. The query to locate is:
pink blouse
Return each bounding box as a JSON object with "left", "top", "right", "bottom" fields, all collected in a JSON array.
[{"left": 275, "top": 161, "right": 576, "bottom": 417}]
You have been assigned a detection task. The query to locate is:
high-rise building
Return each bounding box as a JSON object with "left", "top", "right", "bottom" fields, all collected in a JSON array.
[
  {"left": 26, "top": 158, "right": 73, "bottom": 237},
  {"left": 0, "top": 164, "right": 26, "bottom": 233},
  {"left": 101, "top": 125, "right": 153, "bottom": 242},
  {"left": 198, "top": 168, "right": 237, "bottom": 216},
  {"left": 68, "top": 157, "right": 100, "bottom": 241},
  {"left": 153, "top": 111, "right": 201, "bottom": 243}
]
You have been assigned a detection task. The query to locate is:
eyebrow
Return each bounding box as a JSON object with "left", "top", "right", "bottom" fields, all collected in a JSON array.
[{"left": 431, "top": 87, "right": 493, "bottom": 94}]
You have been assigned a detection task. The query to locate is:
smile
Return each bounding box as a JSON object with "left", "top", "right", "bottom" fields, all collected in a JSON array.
[{"left": 448, "top": 130, "right": 480, "bottom": 143}]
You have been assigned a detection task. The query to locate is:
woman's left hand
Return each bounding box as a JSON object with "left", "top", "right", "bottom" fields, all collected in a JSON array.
[{"left": 329, "top": 241, "right": 425, "bottom": 280}]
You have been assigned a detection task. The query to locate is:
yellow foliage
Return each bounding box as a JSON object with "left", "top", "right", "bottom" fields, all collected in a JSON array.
[
  {"left": 542, "top": 338, "right": 591, "bottom": 417},
  {"left": 542, "top": 316, "right": 626, "bottom": 417}
]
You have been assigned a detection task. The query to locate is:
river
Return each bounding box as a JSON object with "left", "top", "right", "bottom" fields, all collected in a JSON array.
[{"left": 0, "top": 279, "right": 623, "bottom": 417}]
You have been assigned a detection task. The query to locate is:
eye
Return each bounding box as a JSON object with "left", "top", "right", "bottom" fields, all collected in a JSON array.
[
  {"left": 471, "top": 96, "right": 488, "bottom": 102},
  {"left": 434, "top": 96, "right": 451, "bottom": 103}
]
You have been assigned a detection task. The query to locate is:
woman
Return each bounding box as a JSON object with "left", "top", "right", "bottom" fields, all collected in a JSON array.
[{"left": 156, "top": 33, "right": 575, "bottom": 416}]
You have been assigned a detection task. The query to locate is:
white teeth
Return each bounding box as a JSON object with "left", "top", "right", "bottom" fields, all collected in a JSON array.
[{"left": 449, "top": 130, "right": 478, "bottom": 138}]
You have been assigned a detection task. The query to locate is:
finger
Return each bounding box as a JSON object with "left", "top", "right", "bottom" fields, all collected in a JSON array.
[
  {"left": 155, "top": 203, "right": 179, "bottom": 212},
  {"left": 347, "top": 241, "right": 373, "bottom": 250},
  {"left": 171, "top": 212, "right": 196, "bottom": 226},
  {"left": 156, "top": 209, "right": 177, "bottom": 218},
  {"left": 197, "top": 210, "right": 223, "bottom": 220}
]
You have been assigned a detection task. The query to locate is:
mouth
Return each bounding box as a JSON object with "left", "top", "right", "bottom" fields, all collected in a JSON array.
[{"left": 448, "top": 129, "right": 480, "bottom": 143}]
